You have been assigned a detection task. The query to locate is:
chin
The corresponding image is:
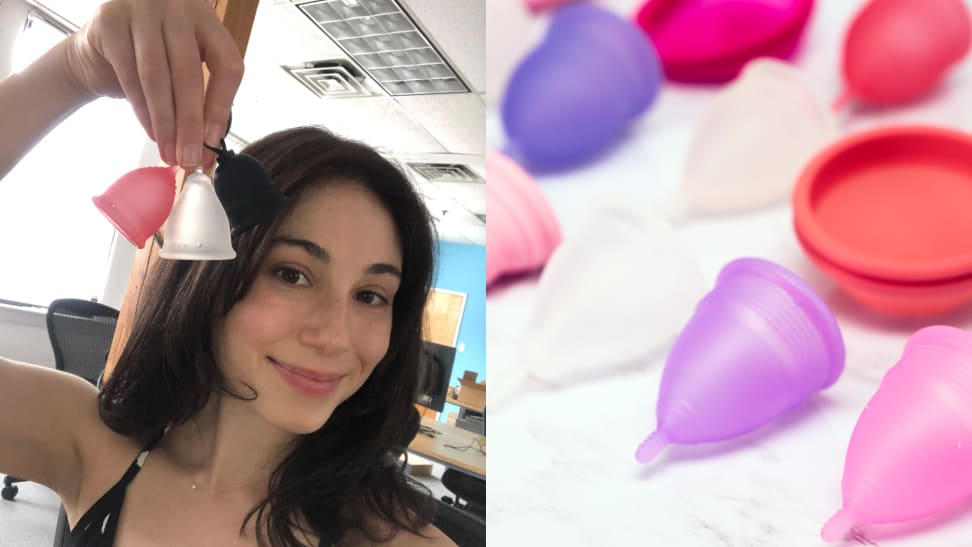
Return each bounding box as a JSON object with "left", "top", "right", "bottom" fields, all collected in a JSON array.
[{"left": 275, "top": 404, "right": 339, "bottom": 436}]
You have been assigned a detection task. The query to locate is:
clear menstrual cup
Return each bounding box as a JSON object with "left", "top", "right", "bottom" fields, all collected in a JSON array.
[
  {"left": 486, "top": 151, "right": 561, "bottom": 289},
  {"left": 636, "top": 257, "right": 845, "bottom": 463},
  {"left": 672, "top": 59, "right": 837, "bottom": 217},
  {"left": 821, "top": 326, "right": 972, "bottom": 542},
  {"left": 491, "top": 200, "right": 707, "bottom": 407},
  {"left": 158, "top": 168, "right": 236, "bottom": 260},
  {"left": 501, "top": 4, "right": 662, "bottom": 171}
]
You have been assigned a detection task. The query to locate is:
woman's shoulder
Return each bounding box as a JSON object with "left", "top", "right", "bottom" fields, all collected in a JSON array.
[{"left": 62, "top": 383, "right": 145, "bottom": 521}]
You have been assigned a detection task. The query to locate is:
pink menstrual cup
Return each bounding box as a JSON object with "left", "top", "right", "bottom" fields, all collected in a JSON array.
[
  {"left": 839, "top": 0, "right": 971, "bottom": 108},
  {"left": 634, "top": 0, "right": 814, "bottom": 83},
  {"left": 635, "top": 257, "right": 845, "bottom": 463},
  {"left": 822, "top": 326, "right": 972, "bottom": 542},
  {"left": 486, "top": 151, "right": 561, "bottom": 289},
  {"left": 523, "top": 0, "right": 582, "bottom": 14},
  {"left": 92, "top": 165, "right": 179, "bottom": 249}
]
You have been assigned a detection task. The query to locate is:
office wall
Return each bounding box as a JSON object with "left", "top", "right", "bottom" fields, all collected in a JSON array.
[
  {"left": 433, "top": 241, "right": 486, "bottom": 420},
  {"left": 0, "top": 304, "right": 54, "bottom": 367}
]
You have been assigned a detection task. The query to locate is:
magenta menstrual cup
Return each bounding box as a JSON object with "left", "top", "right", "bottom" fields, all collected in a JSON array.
[
  {"left": 821, "top": 326, "right": 972, "bottom": 542},
  {"left": 636, "top": 257, "right": 845, "bottom": 463}
]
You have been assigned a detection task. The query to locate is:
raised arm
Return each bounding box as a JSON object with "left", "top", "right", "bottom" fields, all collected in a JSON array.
[
  {"left": 0, "top": 357, "right": 103, "bottom": 497},
  {"left": 0, "top": 0, "right": 244, "bottom": 179}
]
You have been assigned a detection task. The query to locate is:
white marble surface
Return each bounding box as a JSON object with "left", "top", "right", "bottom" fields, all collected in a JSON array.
[{"left": 485, "top": 0, "right": 972, "bottom": 545}]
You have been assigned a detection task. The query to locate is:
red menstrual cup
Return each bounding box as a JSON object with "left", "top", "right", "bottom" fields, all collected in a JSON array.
[
  {"left": 839, "top": 0, "right": 971, "bottom": 107},
  {"left": 92, "top": 165, "right": 179, "bottom": 248}
]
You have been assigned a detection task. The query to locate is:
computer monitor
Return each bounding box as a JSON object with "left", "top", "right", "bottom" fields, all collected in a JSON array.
[{"left": 416, "top": 341, "right": 456, "bottom": 413}]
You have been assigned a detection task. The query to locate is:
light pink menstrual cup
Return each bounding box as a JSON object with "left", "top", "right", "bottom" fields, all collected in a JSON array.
[
  {"left": 486, "top": 151, "right": 561, "bottom": 289},
  {"left": 636, "top": 258, "right": 845, "bottom": 463},
  {"left": 523, "top": 0, "right": 582, "bottom": 14},
  {"left": 822, "top": 326, "right": 972, "bottom": 542}
]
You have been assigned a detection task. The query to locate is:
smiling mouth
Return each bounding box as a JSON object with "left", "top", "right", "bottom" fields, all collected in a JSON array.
[{"left": 268, "top": 357, "right": 343, "bottom": 398}]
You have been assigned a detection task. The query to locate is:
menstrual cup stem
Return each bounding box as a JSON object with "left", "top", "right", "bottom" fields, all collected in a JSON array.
[
  {"left": 635, "top": 430, "right": 668, "bottom": 463},
  {"left": 820, "top": 508, "right": 854, "bottom": 542}
]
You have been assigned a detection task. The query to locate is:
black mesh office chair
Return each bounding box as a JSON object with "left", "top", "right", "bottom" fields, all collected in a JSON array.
[
  {"left": 441, "top": 468, "right": 486, "bottom": 517},
  {"left": 432, "top": 498, "right": 486, "bottom": 547}
]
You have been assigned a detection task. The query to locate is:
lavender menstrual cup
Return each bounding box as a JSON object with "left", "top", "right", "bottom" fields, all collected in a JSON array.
[
  {"left": 502, "top": 4, "right": 662, "bottom": 171},
  {"left": 636, "top": 258, "right": 845, "bottom": 463}
]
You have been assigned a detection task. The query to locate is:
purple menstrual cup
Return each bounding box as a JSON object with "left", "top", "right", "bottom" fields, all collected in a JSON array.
[
  {"left": 636, "top": 258, "right": 845, "bottom": 463},
  {"left": 501, "top": 4, "right": 662, "bottom": 171}
]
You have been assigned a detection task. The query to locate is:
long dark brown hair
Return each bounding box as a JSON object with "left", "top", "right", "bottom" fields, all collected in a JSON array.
[{"left": 98, "top": 126, "right": 438, "bottom": 546}]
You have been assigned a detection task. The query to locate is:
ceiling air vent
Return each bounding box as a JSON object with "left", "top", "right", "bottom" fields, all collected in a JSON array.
[
  {"left": 282, "top": 60, "right": 374, "bottom": 99},
  {"left": 295, "top": 0, "right": 469, "bottom": 96},
  {"left": 407, "top": 163, "right": 483, "bottom": 184}
]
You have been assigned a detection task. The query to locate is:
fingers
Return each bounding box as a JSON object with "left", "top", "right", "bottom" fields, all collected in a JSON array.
[
  {"left": 131, "top": 15, "right": 177, "bottom": 165},
  {"left": 196, "top": 16, "right": 244, "bottom": 150},
  {"left": 89, "top": 0, "right": 243, "bottom": 168},
  {"left": 99, "top": 25, "right": 157, "bottom": 155},
  {"left": 163, "top": 18, "right": 206, "bottom": 168}
]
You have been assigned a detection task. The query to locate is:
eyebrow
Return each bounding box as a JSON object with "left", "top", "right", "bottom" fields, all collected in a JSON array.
[{"left": 272, "top": 237, "right": 402, "bottom": 278}]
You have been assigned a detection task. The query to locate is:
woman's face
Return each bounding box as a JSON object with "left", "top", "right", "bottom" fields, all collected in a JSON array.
[{"left": 214, "top": 182, "right": 402, "bottom": 434}]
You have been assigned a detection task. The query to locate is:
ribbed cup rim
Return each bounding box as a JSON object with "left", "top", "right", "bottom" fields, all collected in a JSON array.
[{"left": 718, "top": 257, "right": 846, "bottom": 389}]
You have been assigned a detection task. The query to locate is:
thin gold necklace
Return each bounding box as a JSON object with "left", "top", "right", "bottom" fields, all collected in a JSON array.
[{"left": 186, "top": 418, "right": 265, "bottom": 493}]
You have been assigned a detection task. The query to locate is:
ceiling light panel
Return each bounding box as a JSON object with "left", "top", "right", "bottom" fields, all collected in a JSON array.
[{"left": 297, "top": 0, "right": 469, "bottom": 96}]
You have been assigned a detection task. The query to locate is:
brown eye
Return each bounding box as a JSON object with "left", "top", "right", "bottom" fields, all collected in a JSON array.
[
  {"left": 355, "top": 290, "right": 389, "bottom": 306},
  {"left": 275, "top": 267, "right": 310, "bottom": 286}
]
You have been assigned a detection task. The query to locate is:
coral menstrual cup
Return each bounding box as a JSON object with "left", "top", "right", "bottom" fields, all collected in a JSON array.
[
  {"left": 636, "top": 258, "right": 845, "bottom": 463},
  {"left": 92, "top": 165, "right": 179, "bottom": 249},
  {"left": 822, "top": 326, "right": 972, "bottom": 542},
  {"left": 840, "top": 0, "right": 971, "bottom": 107}
]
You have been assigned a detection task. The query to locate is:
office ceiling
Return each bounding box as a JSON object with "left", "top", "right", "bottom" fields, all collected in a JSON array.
[{"left": 29, "top": 0, "right": 486, "bottom": 245}]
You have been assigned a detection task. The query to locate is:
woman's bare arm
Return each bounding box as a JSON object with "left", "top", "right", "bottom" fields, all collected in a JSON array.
[
  {"left": 0, "top": 0, "right": 244, "bottom": 178},
  {"left": 0, "top": 357, "right": 102, "bottom": 500},
  {"left": 0, "top": 39, "right": 91, "bottom": 180}
]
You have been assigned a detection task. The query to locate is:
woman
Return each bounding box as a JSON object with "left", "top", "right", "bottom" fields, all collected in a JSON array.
[{"left": 0, "top": 1, "right": 454, "bottom": 545}]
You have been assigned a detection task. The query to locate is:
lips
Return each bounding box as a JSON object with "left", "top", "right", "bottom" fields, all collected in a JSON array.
[{"left": 268, "top": 357, "right": 343, "bottom": 398}]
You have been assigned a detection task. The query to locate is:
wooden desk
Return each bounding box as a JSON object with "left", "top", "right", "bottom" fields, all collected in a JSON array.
[
  {"left": 408, "top": 417, "right": 486, "bottom": 480},
  {"left": 445, "top": 386, "right": 485, "bottom": 413}
]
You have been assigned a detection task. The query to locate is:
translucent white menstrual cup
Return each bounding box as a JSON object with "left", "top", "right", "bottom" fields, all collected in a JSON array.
[
  {"left": 661, "top": 59, "right": 838, "bottom": 221},
  {"left": 490, "top": 200, "right": 707, "bottom": 407},
  {"left": 158, "top": 168, "right": 236, "bottom": 260}
]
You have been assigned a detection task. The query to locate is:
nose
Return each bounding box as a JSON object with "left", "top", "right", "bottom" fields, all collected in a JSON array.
[{"left": 298, "top": 294, "right": 352, "bottom": 355}]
